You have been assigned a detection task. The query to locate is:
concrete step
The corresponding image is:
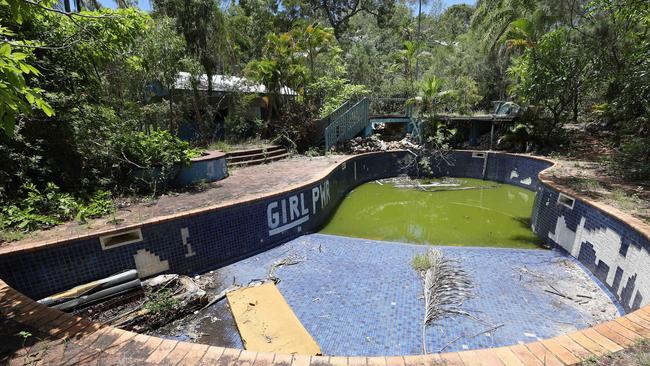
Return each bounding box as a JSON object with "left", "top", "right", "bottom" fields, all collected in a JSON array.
[
  {"left": 226, "top": 147, "right": 287, "bottom": 163},
  {"left": 227, "top": 152, "right": 291, "bottom": 168},
  {"left": 226, "top": 145, "right": 284, "bottom": 159}
]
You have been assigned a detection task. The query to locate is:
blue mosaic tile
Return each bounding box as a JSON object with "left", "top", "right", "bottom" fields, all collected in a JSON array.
[{"left": 198, "top": 233, "right": 621, "bottom": 356}]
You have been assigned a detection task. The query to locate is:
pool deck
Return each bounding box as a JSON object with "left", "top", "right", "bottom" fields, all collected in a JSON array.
[{"left": 1, "top": 155, "right": 348, "bottom": 250}]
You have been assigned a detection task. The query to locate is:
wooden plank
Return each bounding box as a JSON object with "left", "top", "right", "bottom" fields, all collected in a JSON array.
[
  {"left": 591, "top": 324, "right": 634, "bottom": 347},
  {"left": 524, "top": 342, "right": 565, "bottom": 366},
  {"left": 474, "top": 349, "right": 505, "bottom": 366},
  {"left": 438, "top": 353, "right": 465, "bottom": 366},
  {"left": 540, "top": 339, "right": 581, "bottom": 364},
  {"left": 605, "top": 320, "right": 646, "bottom": 341},
  {"left": 581, "top": 328, "right": 624, "bottom": 352},
  {"left": 634, "top": 309, "right": 650, "bottom": 322},
  {"left": 227, "top": 283, "right": 321, "bottom": 355},
  {"left": 457, "top": 351, "right": 483, "bottom": 366},
  {"left": 552, "top": 335, "right": 593, "bottom": 359},
  {"left": 508, "top": 345, "right": 544, "bottom": 366},
  {"left": 616, "top": 317, "right": 650, "bottom": 337},
  {"left": 566, "top": 332, "right": 607, "bottom": 356},
  {"left": 492, "top": 348, "right": 525, "bottom": 366},
  {"left": 626, "top": 313, "right": 650, "bottom": 330}
]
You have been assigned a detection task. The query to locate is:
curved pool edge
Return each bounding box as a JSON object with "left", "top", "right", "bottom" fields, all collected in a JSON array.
[
  {"left": 2, "top": 150, "right": 650, "bottom": 365},
  {"left": 1, "top": 278, "right": 649, "bottom": 365}
]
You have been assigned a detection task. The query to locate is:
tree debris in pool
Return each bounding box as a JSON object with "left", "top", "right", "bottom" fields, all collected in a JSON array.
[
  {"left": 376, "top": 176, "right": 498, "bottom": 192},
  {"left": 74, "top": 274, "right": 208, "bottom": 332},
  {"left": 513, "top": 261, "right": 620, "bottom": 325},
  {"left": 69, "top": 252, "right": 303, "bottom": 344},
  {"left": 413, "top": 248, "right": 474, "bottom": 353}
]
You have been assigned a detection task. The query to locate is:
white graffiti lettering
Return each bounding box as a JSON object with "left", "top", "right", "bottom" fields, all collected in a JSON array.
[{"left": 268, "top": 180, "right": 330, "bottom": 236}]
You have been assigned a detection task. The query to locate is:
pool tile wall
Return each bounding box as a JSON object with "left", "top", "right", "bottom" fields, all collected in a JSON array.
[
  {"left": 174, "top": 151, "right": 229, "bottom": 186},
  {"left": 1, "top": 150, "right": 649, "bottom": 315},
  {"left": 0, "top": 152, "right": 413, "bottom": 300},
  {"left": 532, "top": 184, "right": 650, "bottom": 312},
  {"left": 428, "top": 151, "right": 650, "bottom": 312},
  {"left": 428, "top": 151, "right": 552, "bottom": 191}
]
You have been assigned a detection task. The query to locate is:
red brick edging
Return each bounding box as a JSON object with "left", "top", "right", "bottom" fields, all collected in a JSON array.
[{"left": 2, "top": 278, "right": 650, "bottom": 365}]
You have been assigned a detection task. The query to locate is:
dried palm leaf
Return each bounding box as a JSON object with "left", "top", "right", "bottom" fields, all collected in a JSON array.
[{"left": 419, "top": 248, "right": 473, "bottom": 354}]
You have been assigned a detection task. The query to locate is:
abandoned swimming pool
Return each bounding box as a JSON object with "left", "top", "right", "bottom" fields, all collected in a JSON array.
[
  {"left": 1, "top": 151, "right": 648, "bottom": 363},
  {"left": 150, "top": 177, "right": 622, "bottom": 356},
  {"left": 157, "top": 233, "right": 621, "bottom": 356}
]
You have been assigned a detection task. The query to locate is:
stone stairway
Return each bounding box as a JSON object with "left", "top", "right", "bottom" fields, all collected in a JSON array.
[{"left": 225, "top": 145, "right": 290, "bottom": 168}]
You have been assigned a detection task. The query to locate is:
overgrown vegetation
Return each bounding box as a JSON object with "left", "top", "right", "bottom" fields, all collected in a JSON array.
[
  {"left": 0, "top": 183, "right": 114, "bottom": 236},
  {"left": 0, "top": 0, "right": 648, "bottom": 239}
]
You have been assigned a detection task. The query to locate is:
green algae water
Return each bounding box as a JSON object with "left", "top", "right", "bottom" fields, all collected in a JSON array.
[{"left": 320, "top": 178, "right": 542, "bottom": 249}]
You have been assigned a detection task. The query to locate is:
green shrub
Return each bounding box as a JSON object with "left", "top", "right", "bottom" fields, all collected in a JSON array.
[
  {"left": 412, "top": 253, "right": 432, "bottom": 272},
  {"left": 121, "top": 130, "right": 193, "bottom": 168},
  {"left": 117, "top": 130, "right": 199, "bottom": 192},
  {"left": 611, "top": 138, "right": 650, "bottom": 182},
  {"left": 497, "top": 123, "right": 534, "bottom": 152},
  {"left": 0, "top": 183, "right": 114, "bottom": 234},
  {"left": 144, "top": 288, "right": 179, "bottom": 315},
  {"left": 420, "top": 118, "right": 457, "bottom": 146},
  {"left": 75, "top": 190, "right": 115, "bottom": 224}
]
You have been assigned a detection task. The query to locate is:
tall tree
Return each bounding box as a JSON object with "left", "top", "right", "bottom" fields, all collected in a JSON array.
[{"left": 304, "top": 0, "right": 396, "bottom": 39}]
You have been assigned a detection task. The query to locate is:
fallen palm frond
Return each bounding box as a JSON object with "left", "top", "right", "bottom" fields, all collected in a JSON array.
[
  {"left": 268, "top": 255, "right": 305, "bottom": 283},
  {"left": 418, "top": 248, "right": 473, "bottom": 354}
]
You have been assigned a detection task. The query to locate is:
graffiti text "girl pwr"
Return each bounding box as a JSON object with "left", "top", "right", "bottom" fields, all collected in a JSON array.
[{"left": 267, "top": 180, "right": 330, "bottom": 236}]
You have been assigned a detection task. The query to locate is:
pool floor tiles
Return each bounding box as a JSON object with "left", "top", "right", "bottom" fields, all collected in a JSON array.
[{"left": 185, "top": 233, "right": 622, "bottom": 356}]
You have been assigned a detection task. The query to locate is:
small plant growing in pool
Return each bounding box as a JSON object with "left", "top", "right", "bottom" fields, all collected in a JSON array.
[
  {"left": 412, "top": 253, "right": 432, "bottom": 272},
  {"left": 144, "top": 289, "right": 179, "bottom": 316},
  {"left": 18, "top": 330, "right": 32, "bottom": 348}
]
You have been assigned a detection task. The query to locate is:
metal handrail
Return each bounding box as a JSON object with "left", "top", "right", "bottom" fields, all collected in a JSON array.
[
  {"left": 325, "top": 98, "right": 369, "bottom": 150},
  {"left": 321, "top": 94, "right": 365, "bottom": 127}
]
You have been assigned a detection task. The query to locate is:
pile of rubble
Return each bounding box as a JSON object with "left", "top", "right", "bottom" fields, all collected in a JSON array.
[
  {"left": 458, "top": 132, "right": 493, "bottom": 150},
  {"left": 335, "top": 135, "right": 421, "bottom": 154},
  {"left": 74, "top": 274, "right": 208, "bottom": 333}
]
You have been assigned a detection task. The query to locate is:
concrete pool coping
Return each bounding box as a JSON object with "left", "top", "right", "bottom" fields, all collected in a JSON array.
[{"left": 2, "top": 150, "right": 650, "bottom": 364}]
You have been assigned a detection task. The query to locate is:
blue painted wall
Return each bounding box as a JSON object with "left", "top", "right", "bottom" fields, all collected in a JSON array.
[{"left": 174, "top": 155, "right": 228, "bottom": 186}]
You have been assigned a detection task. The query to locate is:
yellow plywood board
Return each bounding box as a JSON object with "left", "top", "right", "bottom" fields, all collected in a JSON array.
[{"left": 227, "top": 283, "right": 321, "bottom": 355}]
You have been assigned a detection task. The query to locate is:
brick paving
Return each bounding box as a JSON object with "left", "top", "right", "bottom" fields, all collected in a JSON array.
[{"left": 3, "top": 155, "right": 348, "bottom": 248}]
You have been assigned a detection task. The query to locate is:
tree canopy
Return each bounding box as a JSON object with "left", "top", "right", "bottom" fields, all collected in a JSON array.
[{"left": 0, "top": 0, "right": 649, "bottom": 236}]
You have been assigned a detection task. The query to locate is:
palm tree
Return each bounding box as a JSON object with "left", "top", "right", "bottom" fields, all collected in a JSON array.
[
  {"left": 499, "top": 10, "right": 553, "bottom": 53},
  {"left": 395, "top": 40, "right": 421, "bottom": 96},
  {"left": 471, "top": 0, "right": 537, "bottom": 51},
  {"left": 417, "top": 75, "right": 443, "bottom": 115}
]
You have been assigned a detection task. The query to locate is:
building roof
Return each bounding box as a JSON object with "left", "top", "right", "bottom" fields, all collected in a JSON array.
[{"left": 173, "top": 72, "right": 297, "bottom": 96}]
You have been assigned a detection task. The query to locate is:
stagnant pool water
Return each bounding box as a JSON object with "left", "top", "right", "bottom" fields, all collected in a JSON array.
[{"left": 320, "top": 178, "right": 541, "bottom": 249}]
